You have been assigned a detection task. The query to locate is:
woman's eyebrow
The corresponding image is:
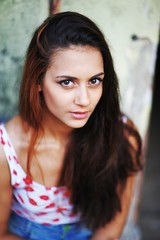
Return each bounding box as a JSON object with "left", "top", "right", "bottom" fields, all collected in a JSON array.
[
  {"left": 56, "top": 72, "right": 105, "bottom": 79},
  {"left": 56, "top": 75, "right": 77, "bottom": 79},
  {"left": 91, "top": 72, "right": 105, "bottom": 78}
]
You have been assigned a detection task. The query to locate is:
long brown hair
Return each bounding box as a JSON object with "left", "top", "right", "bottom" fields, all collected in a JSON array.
[{"left": 19, "top": 12, "right": 142, "bottom": 230}]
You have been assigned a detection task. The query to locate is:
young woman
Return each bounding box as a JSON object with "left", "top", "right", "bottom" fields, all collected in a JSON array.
[{"left": 0, "top": 11, "right": 142, "bottom": 240}]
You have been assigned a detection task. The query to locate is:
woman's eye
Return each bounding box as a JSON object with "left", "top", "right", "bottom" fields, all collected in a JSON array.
[
  {"left": 89, "top": 78, "right": 102, "bottom": 86},
  {"left": 59, "top": 80, "right": 74, "bottom": 87}
]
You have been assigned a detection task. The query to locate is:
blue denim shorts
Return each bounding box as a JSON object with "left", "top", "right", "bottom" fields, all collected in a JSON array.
[{"left": 9, "top": 212, "right": 93, "bottom": 240}]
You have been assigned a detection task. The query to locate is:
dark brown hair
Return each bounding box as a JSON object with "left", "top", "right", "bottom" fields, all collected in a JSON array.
[{"left": 19, "top": 12, "right": 142, "bottom": 230}]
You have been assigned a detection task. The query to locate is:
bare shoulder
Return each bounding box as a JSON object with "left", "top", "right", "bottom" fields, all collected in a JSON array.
[
  {"left": 5, "top": 115, "right": 28, "bottom": 149},
  {"left": 5, "top": 115, "right": 23, "bottom": 138}
]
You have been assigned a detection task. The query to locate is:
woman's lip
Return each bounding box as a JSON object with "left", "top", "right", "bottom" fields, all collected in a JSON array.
[{"left": 70, "top": 111, "right": 89, "bottom": 119}]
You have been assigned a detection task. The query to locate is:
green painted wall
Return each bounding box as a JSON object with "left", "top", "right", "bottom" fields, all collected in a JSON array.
[{"left": 0, "top": 0, "right": 48, "bottom": 119}]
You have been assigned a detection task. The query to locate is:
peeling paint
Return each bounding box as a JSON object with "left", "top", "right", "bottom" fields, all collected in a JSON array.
[{"left": 0, "top": 0, "right": 48, "bottom": 119}]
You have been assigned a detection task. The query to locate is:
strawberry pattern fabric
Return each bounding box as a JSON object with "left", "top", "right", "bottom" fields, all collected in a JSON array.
[{"left": 0, "top": 124, "right": 80, "bottom": 225}]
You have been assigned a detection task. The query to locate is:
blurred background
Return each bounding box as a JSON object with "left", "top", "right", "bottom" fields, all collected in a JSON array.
[{"left": 0, "top": 0, "right": 160, "bottom": 239}]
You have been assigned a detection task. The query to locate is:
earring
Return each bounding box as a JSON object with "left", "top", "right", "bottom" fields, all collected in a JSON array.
[{"left": 38, "top": 84, "right": 42, "bottom": 92}]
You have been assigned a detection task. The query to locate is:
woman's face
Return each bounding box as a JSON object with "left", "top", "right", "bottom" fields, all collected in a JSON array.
[{"left": 40, "top": 45, "right": 104, "bottom": 130}]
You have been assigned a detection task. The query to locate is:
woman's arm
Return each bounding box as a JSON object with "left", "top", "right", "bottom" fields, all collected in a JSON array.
[{"left": 0, "top": 145, "right": 23, "bottom": 240}]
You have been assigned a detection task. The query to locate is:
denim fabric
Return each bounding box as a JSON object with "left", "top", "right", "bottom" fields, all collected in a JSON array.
[{"left": 9, "top": 212, "right": 93, "bottom": 240}]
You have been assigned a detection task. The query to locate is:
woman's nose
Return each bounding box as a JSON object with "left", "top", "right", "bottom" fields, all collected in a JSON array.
[{"left": 74, "top": 85, "right": 90, "bottom": 107}]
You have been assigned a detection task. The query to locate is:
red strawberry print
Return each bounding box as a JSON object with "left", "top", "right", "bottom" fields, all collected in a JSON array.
[
  {"left": 45, "top": 202, "right": 55, "bottom": 208},
  {"left": 7, "top": 141, "right": 11, "bottom": 147},
  {"left": 69, "top": 212, "right": 76, "bottom": 217},
  {"left": 13, "top": 155, "right": 19, "bottom": 163},
  {"left": 25, "top": 186, "right": 34, "bottom": 192},
  {"left": 54, "top": 189, "right": 60, "bottom": 194},
  {"left": 35, "top": 212, "right": 47, "bottom": 216},
  {"left": 40, "top": 195, "right": 49, "bottom": 200},
  {"left": 56, "top": 207, "right": 68, "bottom": 213},
  {"left": 18, "top": 194, "right": 24, "bottom": 204},
  {"left": 52, "top": 218, "right": 60, "bottom": 222},
  {"left": 23, "top": 176, "right": 32, "bottom": 185},
  {"left": 13, "top": 169, "right": 17, "bottom": 175},
  {"left": 14, "top": 183, "right": 20, "bottom": 187},
  {"left": 63, "top": 190, "right": 71, "bottom": 197},
  {"left": 15, "top": 209, "right": 22, "bottom": 215},
  {"left": 1, "top": 137, "right": 5, "bottom": 145},
  {"left": 29, "top": 198, "right": 37, "bottom": 206}
]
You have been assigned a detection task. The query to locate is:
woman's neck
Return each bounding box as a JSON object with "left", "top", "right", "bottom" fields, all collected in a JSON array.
[{"left": 41, "top": 111, "right": 73, "bottom": 146}]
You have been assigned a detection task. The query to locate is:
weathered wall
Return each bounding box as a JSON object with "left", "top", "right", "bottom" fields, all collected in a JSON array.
[
  {"left": 0, "top": 0, "right": 48, "bottom": 119},
  {"left": 0, "top": 0, "right": 159, "bottom": 239},
  {"left": 60, "top": 0, "right": 160, "bottom": 138}
]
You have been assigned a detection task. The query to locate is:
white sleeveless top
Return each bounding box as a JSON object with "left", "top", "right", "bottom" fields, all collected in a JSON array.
[{"left": 0, "top": 124, "right": 80, "bottom": 225}]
